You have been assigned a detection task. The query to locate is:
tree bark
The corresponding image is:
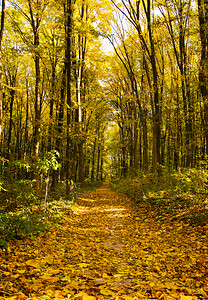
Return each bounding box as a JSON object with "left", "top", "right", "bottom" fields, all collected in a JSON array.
[
  {"left": 27, "top": 0, "right": 41, "bottom": 157},
  {"left": 198, "top": 0, "right": 208, "bottom": 156},
  {"left": 65, "top": 0, "right": 73, "bottom": 197},
  {"left": 0, "top": 0, "right": 5, "bottom": 152},
  {"left": 48, "top": 63, "right": 56, "bottom": 151},
  {"left": 91, "top": 138, "right": 96, "bottom": 182},
  {"left": 24, "top": 76, "right": 29, "bottom": 160}
]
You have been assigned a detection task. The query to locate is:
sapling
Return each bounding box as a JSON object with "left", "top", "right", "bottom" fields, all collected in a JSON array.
[{"left": 37, "top": 151, "right": 60, "bottom": 203}]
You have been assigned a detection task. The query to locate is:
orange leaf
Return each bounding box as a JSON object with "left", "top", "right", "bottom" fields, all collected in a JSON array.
[{"left": 54, "top": 290, "right": 64, "bottom": 299}]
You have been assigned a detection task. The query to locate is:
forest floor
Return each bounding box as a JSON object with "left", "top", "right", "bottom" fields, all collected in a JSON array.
[{"left": 0, "top": 183, "right": 208, "bottom": 300}]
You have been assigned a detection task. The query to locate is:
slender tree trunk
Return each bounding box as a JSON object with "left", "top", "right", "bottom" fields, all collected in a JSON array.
[
  {"left": 78, "top": 142, "right": 84, "bottom": 186},
  {"left": 34, "top": 48, "right": 41, "bottom": 156},
  {"left": 24, "top": 77, "right": 29, "bottom": 160},
  {"left": 142, "top": 109, "right": 148, "bottom": 171},
  {"left": 75, "top": 2, "right": 87, "bottom": 186},
  {"left": 48, "top": 64, "right": 56, "bottom": 151},
  {"left": 7, "top": 89, "right": 15, "bottom": 159},
  {"left": 198, "top": 0, "right": 208, "bottom": 156},
  {"left": 0, "top": 0, "right": 5, "bottom": 152},
  {"left": 96, "top": 144, "right": 100, "bottom": 181},
  {"left": 65, "top": 0, "right": 73, "bottom": 197},
  {"left": 27, "top": 0, "right": 42, "bottom": 157},
  {"left": 118, "top": 121, "right": 127, "bottom": 176},
  {"left": 100, "top": 146, "right": 103, "bottom": 181},
  {"left": 51, "top": 67, "right": 66, "bottom": 190},
  {"left": 146, "top": 0, "right": 161, "bottom": 171},
  {"left": 132, "top": 106, "right": 138, "bottom": 172},
  {"left": 91, "top": 138, "right": 96, "bottom": 182},
  {"left": 28, "top": 2, "right": 41, "bottom": 188}
]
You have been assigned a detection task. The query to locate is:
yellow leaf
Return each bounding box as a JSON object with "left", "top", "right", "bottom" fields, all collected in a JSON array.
[
  {"left": 76, "top": 292, "right": 96, "bottom": 300},
  {"left": 113, "top": 274, "right": 122, "bottom": 278},
  {"left": 69, "top": 280, "right": 79, "bottom": 288},
  {"left": 136, "top": 291, "right": 146, "bottom": 298},
  {"left": 17, "top": 269, "right": 26, "bottom": 274},
  {"left": 49, "top": 276, "right": 60, "bottom": 283},
  {"left": 165, "top": 282, "right": 179, "bottom": 290},
  {"left": 61, "top": 276, "right": 71, "bottom": 283},
  {"left": 46, "top": 289, "right": 54, "bottom": 297},
  {"left": 180, "top": 296, "right": 193, "bottom": 300},
  {"left": 156, "top": 266, "right": 161, "bottom": 272},
  {"left": 41, "top": 274, "right": 52, "bottom": 280},
  {"left": 100, "top": 289, "right": 112, "bottom": 296},
  {"left": 50, "top": 269, "right": 60, "bottom": 275},
  {"left": 79, "top": 263, "right": 88, "bottom": 268},
  {"left": 82, "top": 293, "right": 96, "bottom": 300},
  {"left": 26, "top": 259, "right": 40, "bottom": 268},
  {"left": 3, "top": 271, "right": 11, "bottom": 276},
  {"left": 13, "top": 292, "right": 27, "bottom": 299}
]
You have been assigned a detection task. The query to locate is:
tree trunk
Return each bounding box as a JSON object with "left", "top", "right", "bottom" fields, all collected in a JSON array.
[
  {"left": 65, "top": 0, "right": 73, "bottom": 197},
  {"left": 198, "top": 0, "right": 208, "bottom": 156},
  {"left": 142, "top": 109, "right": 148, "bottom": 171},
  {"left": 27, "top": 0, "right": 42, "bottom": 157},
  {"left": 7, "top": 89, "right": 15, "bottom": 159},
  {"left": 34, "top": 48, "right": 41, "bottom": 157},
  {"left": 48, "top": 64, "right": 56, "bottom": 151},
  {"left": 78, "top": 142, "right": 84, "bottom": 186},
  {"left": 24, "top": 76, "right": 29, "bottom": 160},
  {"left": 91, "top": 138, "right": 96, "bottom": 182},
  {"left": 0, "top": 0, "right": 5, "bottom": 152},
  {"left": 51, "top": 67, "right": 66, "bottom": 191},
  {"left": 96, "top": 144, "right": 100, "bottom": 181}
]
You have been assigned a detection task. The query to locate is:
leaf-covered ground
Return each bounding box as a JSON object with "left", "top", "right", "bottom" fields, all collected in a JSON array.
[{"left": 0, "top": 183, "right": 208, "bottom": 300}]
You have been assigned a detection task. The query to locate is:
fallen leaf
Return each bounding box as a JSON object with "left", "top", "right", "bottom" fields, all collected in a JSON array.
[
  {"left": 79, "top": 263, "right": 88, "bottom": 268},
  {"left": 26, "top": 259, "right": 40, "bottom": 268},
  {"left": 180, "top": 295, "right": 193, "bottom": 300}
]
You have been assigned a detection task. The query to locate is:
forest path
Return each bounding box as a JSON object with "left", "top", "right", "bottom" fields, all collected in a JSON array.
[{"left": 0, "top": 183, "right": 207, "bottom": 300}]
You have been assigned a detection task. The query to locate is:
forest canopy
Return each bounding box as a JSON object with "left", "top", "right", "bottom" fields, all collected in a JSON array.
[{"left": 0, "top": 0, "right": 207, "bottom": 189}]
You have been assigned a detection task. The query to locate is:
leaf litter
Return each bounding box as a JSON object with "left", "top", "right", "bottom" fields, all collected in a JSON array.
[{"left": 0, "top": 183, "right": 207, "bottom": 300}]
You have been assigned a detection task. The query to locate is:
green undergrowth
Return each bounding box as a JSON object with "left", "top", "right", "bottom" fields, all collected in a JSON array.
[
  {"left": 82, "top": 180, "right": 103, "bottom": 191},
  {"left": 0, "top": 180, "right": 78, "bottom": 250},
  {"left": 111, "top": 168, "right": 208, "bottom": 226}
]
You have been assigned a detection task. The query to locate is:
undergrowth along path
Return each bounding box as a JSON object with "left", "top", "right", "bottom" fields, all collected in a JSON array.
[{"left": 0, "top": 183, "right": 208, "bottom": 300}]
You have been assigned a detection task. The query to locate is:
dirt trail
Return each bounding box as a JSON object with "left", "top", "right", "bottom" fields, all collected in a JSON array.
[{"left": 0, "top": 183, "right": 207, "bottom": 300}]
